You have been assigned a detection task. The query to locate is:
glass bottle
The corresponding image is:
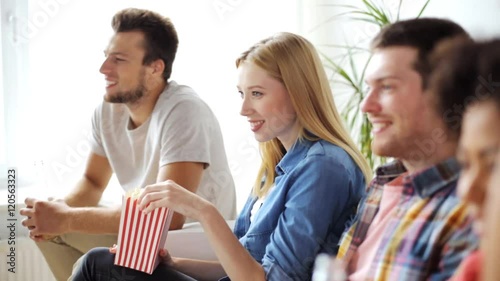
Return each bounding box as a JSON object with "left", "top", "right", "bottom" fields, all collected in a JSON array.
[{"left": 312, "top": 253, "right": 347, "bottom": 281}]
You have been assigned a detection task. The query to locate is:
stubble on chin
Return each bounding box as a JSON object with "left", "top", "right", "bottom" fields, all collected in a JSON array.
[
  {"left": 104, "top": 86, "right": 146, "bottom": 104},
  {"left": 105, "top": 92, "right": 143, "bottom": 104},
  {"left": 104, "top": 71, "right": 148, "bottom": 104}
]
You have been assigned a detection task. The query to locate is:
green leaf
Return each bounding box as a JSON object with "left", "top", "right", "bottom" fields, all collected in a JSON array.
[
  {"left": 358, "top": 54, "right": 374, "bottom": 99},
  {"left": 361, "top": 0, "right": 391, "bottom": 25},
  {"left": 396, "top": 0, "right": 403, "bottom": 21},
  {"left": 347, "top": 47, "right": 359, "bottom": 82},
  {"left": 331, "top": 79, "right": 357, "bottom": 87},
  {"left": 416, "top": 0, "right": 432, "bottom": 18},
  {"left": 318, "top": 0, "right": 431, "bottom": 170},
  {"left": 348, "top": 10, "right": 384, "bottom": 23}
]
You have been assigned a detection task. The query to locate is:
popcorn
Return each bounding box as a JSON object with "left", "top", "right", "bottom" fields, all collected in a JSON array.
[{"left": 114, "top": 188, "right": 173, "bottom": 274}]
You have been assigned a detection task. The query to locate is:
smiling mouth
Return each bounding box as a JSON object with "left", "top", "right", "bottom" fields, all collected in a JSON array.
[
  {"left": 250, "top": 120, "right": 264, "bottom": 132},
  {"left": 105, "top": 81, "right": 117, "bottom": 89},
  {"left": 371, "top": 122, "right": 390, "bottom": 134}
]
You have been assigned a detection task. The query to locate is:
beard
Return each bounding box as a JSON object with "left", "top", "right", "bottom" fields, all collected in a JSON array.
[
  {"left": 104, "top": 72, "right": 147, "bottom": 104},
  {"left": 105, "top": 86, "right": 145, "bottom": 104}
]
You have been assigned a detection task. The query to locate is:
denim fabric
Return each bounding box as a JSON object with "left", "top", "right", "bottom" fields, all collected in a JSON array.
[
  {"left": 74, "top": 139, "right": 366, "bottom": 281},
  {"left": 72, "top": 247, "right": 196, "bottom": 281},
  {"left": 232, "top": 139, "right": 366, "bottom": 281}
]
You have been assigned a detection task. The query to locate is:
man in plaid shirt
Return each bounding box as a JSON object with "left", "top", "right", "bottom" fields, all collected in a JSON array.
[{"left": 337, "top": 18, "right": 479, "bottom": 281}]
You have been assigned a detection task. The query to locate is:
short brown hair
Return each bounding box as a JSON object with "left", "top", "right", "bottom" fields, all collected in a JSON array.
[
  {"left": 372, "top": 18, "right": 469, "bottom": 88},
  {"left": 112, "top": 8, "right": 178, "bottom": 81},
  {"left": 429, "top": 38, "right": 500, "bottom": 136}
]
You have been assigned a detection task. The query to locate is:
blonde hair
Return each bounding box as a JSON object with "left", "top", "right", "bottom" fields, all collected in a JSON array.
[{"left": 236, "top": 32, "right": 372, "bottom": 198}]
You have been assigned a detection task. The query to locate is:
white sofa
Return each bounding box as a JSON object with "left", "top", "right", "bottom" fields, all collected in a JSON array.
[
  {"left": 0, "top": 187, "right": 233, "bottom": 281},
  {"left": 165, "top": 220, "right": 235, "bottom": 260}
]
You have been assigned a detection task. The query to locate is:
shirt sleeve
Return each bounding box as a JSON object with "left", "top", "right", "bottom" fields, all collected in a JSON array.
[
  {"left": 337, "top": 185, "right": 372, "bottom": 260},
  {"left": 262, "top": 154, "right": 364, "bottom": 281},
  {"left": 337, "top": 220, "right": 358, "bottom": 260},
  {"left": 89, "top": 103, "right": 106, "bottom": 156},
  {"left": 159, "top": 98, "right": 217, "bottom": 167},
  {"left": 430, "top": 206, "right": 479, "bottom": 281}
]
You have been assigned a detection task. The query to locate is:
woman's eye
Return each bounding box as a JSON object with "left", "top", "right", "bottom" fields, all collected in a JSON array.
[
  {"left": 238, "top": 91, "right": 244, "bottom": 99},
  {"left": 252, "top": 91, "right": 263, "bottom": 97}
]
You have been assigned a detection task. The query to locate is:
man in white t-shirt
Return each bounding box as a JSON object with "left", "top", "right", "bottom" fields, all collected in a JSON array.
[{"left": 19, "top": 8, "right": 236, "bottom": 281}]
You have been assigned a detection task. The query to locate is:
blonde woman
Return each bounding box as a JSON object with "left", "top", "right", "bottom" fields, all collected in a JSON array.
[{"left": 74, "top": 32, "right": 371, "bottom": 281}]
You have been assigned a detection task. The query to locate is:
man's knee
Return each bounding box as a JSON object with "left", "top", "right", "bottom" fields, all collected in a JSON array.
[
  {"left": 82, "top": 247, "right": 114, "bottom": 269},
  {"left": 34, "top": 237, "right": 82, "bottom": 281},
  {"left": 71, "top": 247, "right": 113, "bottom": 280},
  {"left": 87, "top": 247, "right": 112, "bottom": 261}
]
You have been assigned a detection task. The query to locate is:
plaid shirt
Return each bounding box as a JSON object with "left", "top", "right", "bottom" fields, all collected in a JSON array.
[{"left": 338, "top": 158, "right": 478, "bottom": 281}]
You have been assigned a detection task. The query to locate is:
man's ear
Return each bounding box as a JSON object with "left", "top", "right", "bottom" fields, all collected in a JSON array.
[{"left": 150, "top": 59, "right": 165, "bottom": 77}]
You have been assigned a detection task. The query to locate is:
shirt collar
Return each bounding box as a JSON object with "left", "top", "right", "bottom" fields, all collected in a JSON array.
[
  {"left": 410, "top": 157, "right": 460, "bottom": 198},
  {"left": 375, "top": 157, "right": 460, "bottom": 198},
  {"left": 276, "top": 138, "right": 313, "bottom": 175},
  {"left": 375, "top": 160, "right": 407, "bottom": 179}
]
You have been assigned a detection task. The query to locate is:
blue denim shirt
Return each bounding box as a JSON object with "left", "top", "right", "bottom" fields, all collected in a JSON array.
[{"left": 225, "top": 139, "right": 366, "bottom": 281}]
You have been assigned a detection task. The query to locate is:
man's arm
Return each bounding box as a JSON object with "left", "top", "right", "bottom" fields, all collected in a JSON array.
[
  {"left": 156, "top": 161, "right": 204, "bottom": 230},
  {"left": 65, "top": 152, "right": 113, "bottom": 207},
  {"left": 21, "top": 152, "right": 121, "bottom": 237},
  {"left": 69, "top": 159, "right": 206, "bottom": 232}
]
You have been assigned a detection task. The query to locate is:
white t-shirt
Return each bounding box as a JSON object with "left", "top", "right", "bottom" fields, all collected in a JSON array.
[
  {"left": 90, "top": 81, "right": 236, "bottom": 220},
  {"left": 250, "top": 185, "right": 275, "bottom": 223}
]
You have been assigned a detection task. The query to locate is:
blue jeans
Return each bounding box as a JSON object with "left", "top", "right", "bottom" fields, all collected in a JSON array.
[{"left": 72, "top": 247, "right": 197, "bottom": 281}]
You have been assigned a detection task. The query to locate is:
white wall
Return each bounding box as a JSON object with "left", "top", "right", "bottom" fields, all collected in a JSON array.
[
  {"left": 301, "top": 0, "right": 500, "bottom": 156},
  {"left": 408, "top": 0, "right": 500, "bottom": 39},
  {"left": 304, "top": 0, "right": 500, "bottom": 78},
  {"left": 306, "top": 0, "right": 500, "bottom": 49},
  {"left": 7, "top": 0, "right": 500, "bottom": 212},
  {"left": 12, "top": 0, "right": 300, "bottom": 211}
]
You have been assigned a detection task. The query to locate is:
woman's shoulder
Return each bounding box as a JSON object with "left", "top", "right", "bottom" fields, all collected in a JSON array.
[
  {"left": 306, "top": 139, "right": 352, "bottom": 161},
  {"left": 297, "top": 140, "right": 361, "bottom": 176},
  {"left": 296, "top": 139, "right": 365, "bottom": 188}
]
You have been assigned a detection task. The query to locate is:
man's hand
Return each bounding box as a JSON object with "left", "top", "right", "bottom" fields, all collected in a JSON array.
[{"left": 19, "top": 197, "right": 73, "bottom": 241}]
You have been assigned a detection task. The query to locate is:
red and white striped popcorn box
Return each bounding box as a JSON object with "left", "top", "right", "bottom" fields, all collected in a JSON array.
[{"left": 114, "top": 189, "right": 173, "bottom": 274}]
